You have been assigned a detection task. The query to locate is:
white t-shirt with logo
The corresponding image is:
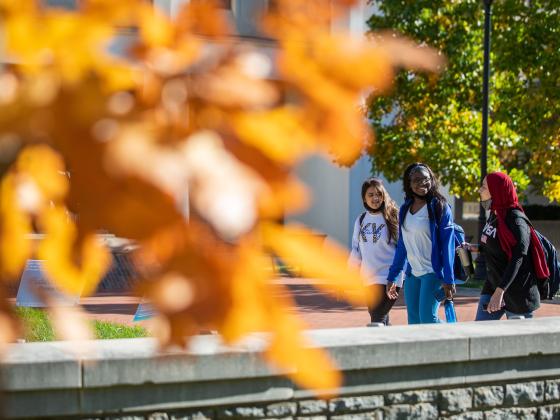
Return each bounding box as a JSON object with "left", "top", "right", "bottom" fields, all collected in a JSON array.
[
  {"left": 349, "top": 212, "right": 403, "bottom": 286},
  {"left": 402, "top": 204, "right": 433, "bottom": 277}
]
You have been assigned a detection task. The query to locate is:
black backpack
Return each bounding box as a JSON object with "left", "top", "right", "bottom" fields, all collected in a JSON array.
[
  {"left": 359, "top": 211, "right": 367, "bottom": 228},
  {"left": 515, "top": 214, "right": 560, "bottom": 300},
  {"left": 431, "top": 201, "right": 469, "bottom": 283}
]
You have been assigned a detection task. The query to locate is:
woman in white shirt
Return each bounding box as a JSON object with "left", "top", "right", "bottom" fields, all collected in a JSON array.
[
  {"left": 386, "top": 163, "right": 456, "bottom": 324},
  {"left": 349, "top": 177, "right": 402, "bottom": 326}
]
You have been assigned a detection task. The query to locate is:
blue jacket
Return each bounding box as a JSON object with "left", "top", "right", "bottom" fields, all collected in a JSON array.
[{"left": 387, "top": 197, "right": 456, "bottom": 285}]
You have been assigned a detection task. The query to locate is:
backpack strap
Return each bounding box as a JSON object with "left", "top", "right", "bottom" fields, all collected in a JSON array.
[
  {"left": 359, "top": 211, "right": 367, "bottom": 227},
  {"left": 504, "top": 208, "right": 532, "bottom": 236},
  {"left": 357, "top": 211, "right": 368, "bottom": 243},
  {"left": 431, "top": 198, "right": 462, "bottom": 247},
  {"left": 513, "top": 210, "right": 533, "bottom": 228}
]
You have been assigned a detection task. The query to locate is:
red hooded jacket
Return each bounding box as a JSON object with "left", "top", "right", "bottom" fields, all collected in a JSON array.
[{"left": 486, "top": 172, "right": 549, "bottom": 279}]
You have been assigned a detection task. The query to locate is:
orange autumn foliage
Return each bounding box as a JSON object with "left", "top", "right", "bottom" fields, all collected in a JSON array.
[{"left": 0, "top": 0, "right": 443, "bottom": 392}]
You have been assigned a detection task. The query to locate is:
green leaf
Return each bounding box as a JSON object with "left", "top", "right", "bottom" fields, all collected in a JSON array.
[{"left": 368, "top": 1, "right": 560, "bottom": 202}]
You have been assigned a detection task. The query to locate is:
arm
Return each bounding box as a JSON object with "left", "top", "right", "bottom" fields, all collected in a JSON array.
[
  {"left": 387, "top": 208, "right": 407, "bottom": 282},
  {"left": 498, "top": 215, "right": 531, "bottom": 290},
  {"left": 348, "top": 218, "right": 362, "bottom": 267},
  {"left": 438, "top": 203, "right": 456, "bottom": 284},
  {"left": 464, "top": 243, "right": 479, "bottom": 253}
]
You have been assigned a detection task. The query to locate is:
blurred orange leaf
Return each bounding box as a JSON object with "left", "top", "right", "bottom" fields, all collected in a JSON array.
[
  {"left": 232, "top": 107, "right": 316, "bottom": 164},
  {"left": 222, "top": 243, "right": 341, "bottom": 393},
  {"left": 138, "top": 4, "right": 174, "bottom": 48},
  {"left": 0, "top": 172, "right": 32, "bottom": 279},
  {"left": 47, "top": 303, "right": 95, "bottom": 357},
  {"left": 266, "top": 311, "right": 341, "bottom": 394},
  {"left": 262, "top": 223, "right": 374, "bottom": 307},
  {"left": 16, "top": 144, "right": 68, "bottom": 201},
  {"left": 220, "top": 245, "right": 274, "bottom": 340},
  {"left": 0, "top": 0, "right": 444, "bottom": 396},
  {"left": 37, "top": 206, "right": 111, "bottom": 296}
]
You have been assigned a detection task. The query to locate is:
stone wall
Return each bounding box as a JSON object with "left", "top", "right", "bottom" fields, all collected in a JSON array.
[
  {"left": 3, "top": 318, "right": 560, "bottom": 419},
  {"left": 75, "top": 380, "right": 560, "bottom": 419}
]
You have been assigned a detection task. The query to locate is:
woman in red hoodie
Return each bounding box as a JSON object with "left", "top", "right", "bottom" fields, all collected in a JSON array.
[{"left": 464, "top": 172, "right": 549, "bottom": 320}]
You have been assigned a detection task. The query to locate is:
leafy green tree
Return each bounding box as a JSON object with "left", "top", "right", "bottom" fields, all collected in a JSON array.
[{"left": 367, "top": 0, "right": 560, "bottom": 201}]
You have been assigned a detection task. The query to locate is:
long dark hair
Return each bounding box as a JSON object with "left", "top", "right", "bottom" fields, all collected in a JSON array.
[
  {"left": 403, "top": 162, "right": 447, "bottom": 214},
  {"left": 361, "top": 177, "right": 399, "bottom": 244}
]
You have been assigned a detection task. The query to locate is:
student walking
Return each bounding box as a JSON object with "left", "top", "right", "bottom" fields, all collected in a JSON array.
[
  {"left": 349, "top": 177, "right": 402, "bottom": 326},
  {"left": 386, "top": 163, "right": 457, "bottom": 324},
  {"left": 463, "top": 172, "right": 549, "bottom": 320}
]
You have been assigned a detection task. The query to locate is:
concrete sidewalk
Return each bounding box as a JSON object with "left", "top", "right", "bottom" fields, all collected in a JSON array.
[{"left": 77, "top": 278, "right": 560, "bottom": 329}]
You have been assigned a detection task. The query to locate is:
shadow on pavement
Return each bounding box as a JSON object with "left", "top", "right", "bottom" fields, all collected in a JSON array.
[{"left": 83, "top": 303, "right": 138, "bottom": 316}]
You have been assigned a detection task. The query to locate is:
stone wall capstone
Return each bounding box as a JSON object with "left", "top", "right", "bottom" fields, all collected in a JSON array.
[{"left": 3, "top": 317, "right": 560, "bottom": 419}]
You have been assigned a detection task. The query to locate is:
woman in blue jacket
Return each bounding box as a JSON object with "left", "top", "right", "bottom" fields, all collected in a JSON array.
[{"left": 386, "top": 163, "right": 457, "bottom": 324}]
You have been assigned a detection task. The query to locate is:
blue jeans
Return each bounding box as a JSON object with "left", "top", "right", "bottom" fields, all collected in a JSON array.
[
  {"left": 475, "top": 294, "right": 534, "bottom": 321},
  {"left": 404, "top": 272, "right": 442, "bottom": 324}
]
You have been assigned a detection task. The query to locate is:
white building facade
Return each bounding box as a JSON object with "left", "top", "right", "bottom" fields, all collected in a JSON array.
[
  {"left": 153, "top": 0, "right": 455, "bottom": 249},
  {"left": 49, "top": 0, "right": 454, "bottom": 249}
]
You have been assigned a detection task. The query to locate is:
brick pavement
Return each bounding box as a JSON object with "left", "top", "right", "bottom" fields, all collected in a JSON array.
[
  {"left": 274, "top": 278, "right": 560, "bottom": 328},
  {"left": 75, "top": 278, "right": 560, "bottom": 329}
]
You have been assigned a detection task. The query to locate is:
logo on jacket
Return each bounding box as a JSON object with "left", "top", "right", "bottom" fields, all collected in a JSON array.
[
  {"left": 482, "top": 221, "right": 497, "bottom": 239},
  {"left": 360, "top": 223, "right": 385, "bottom": 243}
]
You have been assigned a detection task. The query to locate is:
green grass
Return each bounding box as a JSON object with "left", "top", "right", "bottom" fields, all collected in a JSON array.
[
  {"left": 16, "top": 307, "right": 56, "bottom": 342},
  {"left": 93, "top": 320, "right": 149, "bottom": 340},
  {"left": 15, "top": 307, "right": 149, "bottom": 342}
]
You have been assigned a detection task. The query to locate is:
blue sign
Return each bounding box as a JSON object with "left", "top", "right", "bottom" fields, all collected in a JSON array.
[
  {"left": 16, "top": 260, "right": 80, "bottom": 307},
  {"left": 133, "top": 300, "right": 156, "bottom": 321}
]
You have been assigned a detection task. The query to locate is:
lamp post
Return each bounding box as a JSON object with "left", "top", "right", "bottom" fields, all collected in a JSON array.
[{"left": 474, "top": 0, "right": 493, "bottom": 281}]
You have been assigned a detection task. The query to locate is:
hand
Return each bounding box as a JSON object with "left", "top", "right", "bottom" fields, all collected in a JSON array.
[
  {"left": 443, "top": 283, "right": 456, "bottom": 299},
  {"left": 459, "top": 242, "right": 478, "bottom": 253},
  {"left": 386, "top": 282, "right": 399, "bottom": 300},
  {"left": 487, "top": 288, "right": 505, "bottom": 313}
]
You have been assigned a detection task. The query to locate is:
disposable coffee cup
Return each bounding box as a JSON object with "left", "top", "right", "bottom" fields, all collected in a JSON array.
[{"left": 457, "top": 246, "right": 475, "bottom": 277}]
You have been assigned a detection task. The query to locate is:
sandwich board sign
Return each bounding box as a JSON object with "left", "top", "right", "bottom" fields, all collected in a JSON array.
[
  {"left": 16, "top": 260, "right": 80, "bottom": 307},
  {"left": 133, "top": 299, "right": 156, "bottom": 321}
]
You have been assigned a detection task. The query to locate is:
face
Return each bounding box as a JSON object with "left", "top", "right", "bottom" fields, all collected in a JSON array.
[
  {"left": 409, "top": 168, "right": 432, "bottom": 196},
  {"left": 479, "top": 177, "right": 491, "bottom": 201},
  {"left": 364, "top": 186, "right": 383, "bottom": 211}
]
